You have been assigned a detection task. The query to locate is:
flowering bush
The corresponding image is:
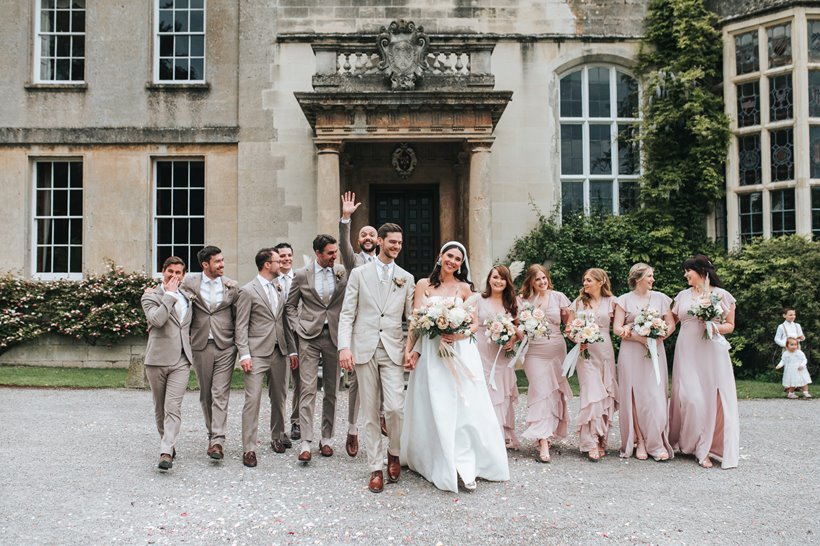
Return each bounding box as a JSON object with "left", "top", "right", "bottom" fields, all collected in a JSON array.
[{"left": 0, "top": 264, "right": 155, "bottom": 353}]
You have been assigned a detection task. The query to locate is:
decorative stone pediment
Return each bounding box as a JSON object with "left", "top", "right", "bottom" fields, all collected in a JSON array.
[{"left": 377, "top": 20, "right": 429, "bottom": 90}]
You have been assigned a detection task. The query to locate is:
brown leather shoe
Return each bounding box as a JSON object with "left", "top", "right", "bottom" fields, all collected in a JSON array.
[
  {"left": 368, "top": 470, "right": 384, "bottom": 493},
  {"left": 158, "top": 453, "right": 173, "bottom": 470},
  {"left": 298, "top": 449, "right": 311, "bottom": 463},
  {"left": 207, "top": 444, "right": 224, "bottom": 460},
  {"left": 271, "top": 439, "right": 286, "bottom": 453},
  {"left": 380, "top": 415, "right": 388, "bottom": 436},
  {"left": 387, "top": 453, "right": 401, "bottom": 483},
  {"left": 320, "top": 443, "right": 334, "bottom": 457},
  {"left": 345, "top": 434, "right": 359, "bottom": 457},
  {"left": 243, "top": 451, "right": 257, "bottom": 467}
]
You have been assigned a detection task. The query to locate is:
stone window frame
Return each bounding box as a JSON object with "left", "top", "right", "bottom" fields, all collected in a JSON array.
[
  {"left": 31, "top": 158, "right": 84, "bottom": 280},
  {"left": 33, "top": 0, "right": 86, "bottom": 84},
  {"left": 557, "top": 64, "right": 641, "bottom": 219},
  {"left": 725, "top": 8, "right": 820, "bottom": 247},
  {"left": 152, "top": 0, "right": 207, "bottom": 84},
  {"left": 152, "top": 157, "right": 205, "bottom": 276}
]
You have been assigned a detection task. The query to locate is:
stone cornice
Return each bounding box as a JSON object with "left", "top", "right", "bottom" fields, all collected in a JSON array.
[
  {"left": 277, "top": 32, "right": 643, "bottom": 44},
  {"left": 0, "top": 127, "right": 240, "bottom": 146}
]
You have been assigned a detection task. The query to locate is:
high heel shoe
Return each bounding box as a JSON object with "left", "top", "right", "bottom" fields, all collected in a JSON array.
[
  {"left": 635, "top": 443, "right": 648, "bottom": 461},
  {"left": 537, "top": 440, "right": 551, "bottom": 463}
]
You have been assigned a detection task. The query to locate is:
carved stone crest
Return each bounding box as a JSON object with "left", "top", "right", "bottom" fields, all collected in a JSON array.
[
  {"left": 391, "top": 143, "right": 417, "bottom": 178},
  {"left": 377, "top": 20, "right": 429, "bottom": 90}
]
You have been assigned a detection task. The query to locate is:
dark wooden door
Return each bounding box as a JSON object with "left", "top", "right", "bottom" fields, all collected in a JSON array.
[{"left": 371, "top": 186, "right": 438, "bottom": 280}]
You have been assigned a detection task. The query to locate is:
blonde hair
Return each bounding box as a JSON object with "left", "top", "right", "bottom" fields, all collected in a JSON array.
[
  {"left": 627, "top": 262, "right": 653, "bottom": 290},
  {"left": 519, "top": 264, "right": 552, "bottom": 299},
  {"left": 578, "top": 268, "right": 612, "bottom": 308}
]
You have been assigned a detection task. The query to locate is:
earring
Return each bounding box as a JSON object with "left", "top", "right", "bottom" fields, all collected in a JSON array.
[{"left": 436, "top": 259, "right": 442, "bottom": 266}]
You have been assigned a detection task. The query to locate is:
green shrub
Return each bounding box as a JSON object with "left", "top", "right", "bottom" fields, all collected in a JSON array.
[
  {"left": 0, "top": 264, "right": 155, "bottom": 354},
  {"left": 716, "top": 235, "right": 820, "bottom": 379}
]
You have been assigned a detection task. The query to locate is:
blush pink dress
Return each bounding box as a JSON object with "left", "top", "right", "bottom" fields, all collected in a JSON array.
[
  {"left": 475, "top": 296, "right": 520, "bottom": 449},
  {"left": 668, "top": 287, "right": 739, "bottom": 469},
  {"left": 615, "top": 290, "right": 673, "bottom": 459},
  {"left": 520, "top": 291, "right": 573, "bottom": 443},
  {"left": 570, "top": 297, "right": 618, "bottom": 453}
]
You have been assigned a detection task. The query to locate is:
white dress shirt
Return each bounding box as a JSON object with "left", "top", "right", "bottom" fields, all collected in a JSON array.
[
  {"left": 200, "top": 274, "right": 224, "bottom": 340},
  {"left": 314, "top": 262, "right": 336, "bottom": 302},
  {"left": 166, "top": 290, "right": 188, "bottom": 323},
  {"left": 278, "top": 270, "right": 294, "bottom": 299}
]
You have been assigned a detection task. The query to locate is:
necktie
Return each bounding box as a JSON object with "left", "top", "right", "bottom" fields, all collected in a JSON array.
[
  {"left": 322, "top": 268, "right": 332, "bottom": 305},
  {"left": 381, "top": 264, "right": 390, "bottom": 283},
  {"left": 174, "top": 294, "right": 186, "bottom": 322},
  {"left": 207, "top": 279, "right": 216, "bottom": 310},
  {"left": 281, "top": 275, "right": 291, "bottom": 299},
  {"left": 266, "top": 282, "right": 278, "bottom": 311}
]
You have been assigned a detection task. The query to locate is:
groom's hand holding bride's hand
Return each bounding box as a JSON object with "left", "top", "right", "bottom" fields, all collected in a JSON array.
[
  {"left": 339, "top": 348, "right": 354, "bottom": 371},
  {"left": 404, "top": 351, "right": 419, "bottom": 370}
]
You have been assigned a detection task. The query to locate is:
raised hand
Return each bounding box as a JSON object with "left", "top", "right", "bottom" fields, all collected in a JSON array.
[
  {"left": 164, "top": 276, "right": 180, "bottom": 293},
  {"left": 341, "top": 191, "right": 361, "bottom": 219}
]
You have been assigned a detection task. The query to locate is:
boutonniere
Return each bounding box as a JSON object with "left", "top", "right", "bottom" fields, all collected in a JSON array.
[
  {"left": 274, "top": 282, "right": 282, "bottom": 293},
  {"left": 393, "top": 277, "right": 406, "bottom": 288},
  {"left": 335, "top": 269, "right": 345, "bottom": 281},
  {"left": 184, "top": 289, "right": 197, "bottom": 303},
  {"left": 224, "top": 279, "right": 236, "bottom": 290}
]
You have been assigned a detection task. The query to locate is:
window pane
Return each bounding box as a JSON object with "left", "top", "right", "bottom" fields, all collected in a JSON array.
[
  {"left": 769, "top": 73, "right": 793, "bottom": 122},
  {"left": 69, "top": 218, "right": 82, "bottom": 245},
  {"left": 53, "top": 190, "right": 68, "bottom": 216},
  {"left": 174, "top": 10, "right": 188, "bottom": 32},
  {"left": 770, "top": 128, "right": 794, "bottom": 182},
  {"left": 37, "top": 162, "right": 51, "bottom": 188},
  {"left": 619, "top": 181, "right": 639, "bottom": 214},
  {"left": 69, "top": 246, "right": 82, "bottom": 273},
  {"left": 41, "top": 9, "right": 55, "bottom": 32},
  {"left": 37, "top": 246, "right": 52, "bottom": 273},
  {"left": 560, "top": 71, "right": 582, "bottom": 117},
  {"left": 812, "top": 126, "right": 820, "bottom": 178},
  {"left": 159, "top": 9, "right": 173, "bottom": 32},
  {"left": 190, "top": 218, "right": 204, "bottom": 245},
  {"left": 159, "top": 35, "right": 173, "bottom": 57},
  {"left": 560, "top": 124, "right": 583, "bottom": 175},
  {"left": 809, "top": 71, "right": 820, "bottom": 118},
  {"left": 190, "top": 10, "right": 204, "bottom": 33},
  {"left": 37, "top": 219, "right": 52, "bottom": 244},
  {"left": 189, "top": 58, "right": 203, "bottom": 80},
  {"left": 172, "top": 189, "right": 189, "bottom": 215},
  {"left": 172, "top": 161, "right": 189, "bottom": 186},
  {"left": 173, "top": 218, "right": 188, "bottom": 242},
  {"left": 53, "top": 246, "right": 69, "bottom": 272},
  {"left": 56, "top": 59, "right": 70, "bottom": 80},
  {"left": 190, "top": 35, "right": 204, "bottom": 56},
  {"left": 69, "top": 189, "right": 82, "bottom": 215},
  {"left": 616, "top": 72, "right": 639, "bottom": 118},
  {"left": 770, "top": 189, "right": 796, "bottom": 236},
  {"left": 157, "top": 219, "right": 173, "bottom": 244},
  {"left": 174, "top": 58, "right": 189, "bottom": 80},
  {"left": 735, "top": 31, "right": 759, "bottom": 74},
  {"left": 175, "top": 35, "right": 189, "bottom": 56},
  {"left": 53, "top": 162, "right": 68, "bottom": 187},
  {"left": 739, "top": 192, "right": 763, "bottom": 243},
  {"left": 812, "top": 187, "right": 820, "bottom": 240},
  {"left": 739, "top": 133, "right": 762, "bottom": 186},
  {"left": 617, "top": 124, "right": 639, "bottom": 175},
  {"left": 53, "top": 219, "right": 69, "bottom": 244},
  {"left": 190, "top": 189, "right": 204, "bottom": 215},
  {"left": 189, "top": 160, "right": 204, "bottom": 187},
  {"left": 159, "top": 58, "right": 173, "bottom": 80},
  {"left": 589, "top": 124, "right": 612, "bottom": 175},
  {"left": 809, "top": 21, "right": 820, "bottom": 63},
  {"left": 157, "top": 189, "right": 172, "bottom": 215},
  {"left": 588, "top": 68, "right": 611, "bottom": 118},
  {"left": 736, "top": 81, "right": 760, "bottom": 127},
  {"left": 561, "top": 182, "right": 583, "bottom": 219},
  {"left": 56, "top": 35, "right": 71, "bottom": 56},
  {"left": 767, "top": 23, "right": 791, "bottom": 68},
  {"left": 589, "top": 181, "right": 613, "bottom": 215},
  {"left": 36, "top": 190, "right": 51, "bottom": 217},
  {"left": 56, "top": 10, "right": 70, "bottom": 32},
  {"left": 71, "top": 9, "right": 85, "bottom": 33}
]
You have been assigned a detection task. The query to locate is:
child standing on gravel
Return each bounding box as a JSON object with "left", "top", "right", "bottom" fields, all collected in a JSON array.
[
  {"left": 775, "top": 307, "right": 805, "bottom": 349},
  {"left": 776, "top": 337, "right": 812, "bottom": 399}
]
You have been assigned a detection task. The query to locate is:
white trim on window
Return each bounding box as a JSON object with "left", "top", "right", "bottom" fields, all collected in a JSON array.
[
  {"left": 33, "top": 0, "right": 86, "bottom": 84},
  {"left": 153, "top": 0, "right": 207, "bottom": 83}
]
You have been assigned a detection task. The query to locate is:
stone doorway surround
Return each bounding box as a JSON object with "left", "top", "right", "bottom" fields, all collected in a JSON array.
[{"left": 291, "top": 21, "right": 512, "bottom": 279}]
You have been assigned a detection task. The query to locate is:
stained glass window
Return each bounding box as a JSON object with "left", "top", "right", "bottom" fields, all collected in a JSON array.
[
  {"left": 770, "top": 189, "right": 796, "bottom": 236},
  {"left": 735, "top": 31, "right": 759, "bottom": 75},
  {"left": 736, "top": 81, "right": 760, "bottom": 127},
  {"left": 768, "top": 23, "right": 792, "bottom": 68},
  {"left": 769, "top": 73, "right": 793, "bottom": 121},
  {"left": 770, "top": 128, "right": 794, "bottom": 182},
  {"left": 809, "top": 71, "right": 820, "bottom": 118},
  {"left": 738, "top": 134, "right": 762, "bottom": 186},
  {"left": 809, "top": 20, "right": 820, "bottom": 63},
  {"left": 739, "top": 192, "right": 763, "bottom": 243}
]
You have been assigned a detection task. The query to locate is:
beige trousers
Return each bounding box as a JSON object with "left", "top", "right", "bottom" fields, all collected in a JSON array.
[
  {"left": 146, "top": 354, "right": 191, "bottom": 455},
  {"left": 241, "top": 350, "right": 288, "bottom": 452},
  {"left": 191, "top": 342, "right": 237, "bottom": 446},
  {"left": 297, "top": 328, "right": 340, "bottom": 444}
]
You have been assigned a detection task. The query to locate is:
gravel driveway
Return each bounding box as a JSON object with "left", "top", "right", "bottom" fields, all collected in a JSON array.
[{"left": 0, "top": 387, "right": 816, "bottom": 545}]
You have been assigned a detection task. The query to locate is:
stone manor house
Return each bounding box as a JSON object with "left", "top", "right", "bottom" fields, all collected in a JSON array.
[{"left": 1, "top": 0, "right": 818, "bottom": 283}]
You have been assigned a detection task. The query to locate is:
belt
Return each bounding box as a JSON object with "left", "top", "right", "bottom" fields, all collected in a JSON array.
[{"left": 207, "top": 339, "right": 216, "bottom": 344}]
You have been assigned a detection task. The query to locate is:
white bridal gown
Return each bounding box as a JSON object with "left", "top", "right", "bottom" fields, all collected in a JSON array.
[{"left": 401, "top": 296, "right": 510, "bottom": 493}]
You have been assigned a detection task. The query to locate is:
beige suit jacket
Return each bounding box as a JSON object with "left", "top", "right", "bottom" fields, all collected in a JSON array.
[
  {"left": 337, "top": 260, "right": 415, "bottom": 366},
  {"left": 235, "top": 277, "right": 296, "bottom": 359},
  {"left": 141, "top": 284, "right": 194, "bottom": 367},
  {"left": 285, "top": 261, "right": 350, "bottom": 346},
  {"left": 182, "top": 273, "right": 240, "bottom": 351},
  {"left": 339, "top": 219, "right": 373, "bottom": 270}
]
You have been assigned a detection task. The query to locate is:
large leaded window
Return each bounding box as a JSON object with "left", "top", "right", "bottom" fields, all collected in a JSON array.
[
  {"left": 812, "top": 187, "right": 820, "bottom": 240},
  {"left": 559, "top": 66, "right": 640, "bottom": 219},
  {"left": 739, "top": 192, "right": 763, "bottom": 242},
  {"left": 155, "top": 0, "right": 206, "bottom": 82},
  {"left": 33, "top": 160, "right": 83, "bottom": 278},
  {"left": 153, "top": 159, "right": 204, "bottom": 273},
  {"left": 34, "top": 0, "right": 85, "bottom": 83}
]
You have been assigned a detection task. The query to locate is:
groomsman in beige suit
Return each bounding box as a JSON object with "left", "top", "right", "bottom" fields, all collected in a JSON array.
[
  {"left": 338, "top": 223, "right": 415, "bottom": 493},
  {"left": 273, "top": 242, "right": 300, "bottom": 447},
  {"left": 338, "top": 192, "right": 385, "bottom": 458},
  {"left": 141, "top": 256, "right": 194, "bottom": 471},
  {"left": 182, "top": 245, "right": 240, "bottom": 461},
  {"left": 235, "top": 249, "right": 298, "bottom": 468},
  {"left": 286, "top": 233, "right": 352, "bottom": 463}
]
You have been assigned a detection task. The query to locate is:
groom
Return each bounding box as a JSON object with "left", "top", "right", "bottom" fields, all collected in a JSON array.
[{"left": 338, "top": 222, "right": 415, "bottom": 493}]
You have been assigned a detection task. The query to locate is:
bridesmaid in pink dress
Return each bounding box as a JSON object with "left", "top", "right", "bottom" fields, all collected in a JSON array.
[
  {"left": 475, "top": 265, "right": 521, "bottom": 450},
  {"left": 566, "top": 268, "right": 618, "bottom": 462},
  {"left": 669, "top": 255, "right": 739, "bottom": 469},
  {"left": 613, "top": 263, "right": 675, "bottom": 461},
  {"left": 518, "top": 264, "right": 573, "bottom": 463}
]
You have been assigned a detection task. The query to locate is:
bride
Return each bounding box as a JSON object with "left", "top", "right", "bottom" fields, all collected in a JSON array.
[{"left": 401, "top": 241, "right": 510, "bottom": 492}]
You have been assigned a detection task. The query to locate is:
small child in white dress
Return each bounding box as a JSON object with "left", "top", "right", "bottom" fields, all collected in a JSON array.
[
  {"left": 774, "top": 307, "right": 805, "bottom": 348},
  {"left": 776, "top": 337, "right": 812, "bottom": 399}
]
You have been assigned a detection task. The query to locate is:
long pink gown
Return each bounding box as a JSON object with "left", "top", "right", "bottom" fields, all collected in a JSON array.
[
  {"left": 520, "top": 291, "right": 573, "bottom": 443},
  {"left": 570, "top": 297, "right": 618, "bottom": 453},
  {"left": 668, "top": 287, "right": 739, "bottom": 469},
  {"left": 615, "top": 290, "right": 673, "bottom": 459},
  {"left": 475, "top": 297, "right": 520, "bottom": 449}
]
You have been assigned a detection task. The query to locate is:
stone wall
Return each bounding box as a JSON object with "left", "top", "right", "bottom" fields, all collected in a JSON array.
[{"left": 0, "top": 335, "right": 145, "bottom": 369}]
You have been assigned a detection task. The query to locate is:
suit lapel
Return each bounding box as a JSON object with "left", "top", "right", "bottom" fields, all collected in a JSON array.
[
  {"left": 305, "top": 263, "right": 323, "bottom": 305},
  {"left": 252, "top": 278, "right": 275, "bottom": 317}
]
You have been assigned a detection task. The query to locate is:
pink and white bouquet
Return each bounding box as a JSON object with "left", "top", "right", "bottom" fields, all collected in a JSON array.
[
  {"left": 410, "top": 297, "right": 475, "bottom": 357},
  {"left": 632, "top": 307, "right": 670, "bottom": 385},
  {"left": 567, "top": 317, "right": 605, "bottom": 359},
  {"left": 483, "top": 312, "right": 517, "bottom": 358},
  {"left": 517, "top": 301, "right": 551, "bottom": 340},
  {"left": 687, "top": 293, "right": 724, "bottom": 340}
]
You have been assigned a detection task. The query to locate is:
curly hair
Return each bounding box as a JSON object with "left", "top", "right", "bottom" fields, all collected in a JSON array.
[
  {"left": 481, "top": 265, "right": 518, "bottom": 316},
  {"left": 577, "top": 268, "right": 613, "bottom": 308}
]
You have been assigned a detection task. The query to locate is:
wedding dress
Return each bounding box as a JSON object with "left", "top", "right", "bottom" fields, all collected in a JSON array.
[{"left": 400, "top": 295, "right": 510, "bottom": 493}]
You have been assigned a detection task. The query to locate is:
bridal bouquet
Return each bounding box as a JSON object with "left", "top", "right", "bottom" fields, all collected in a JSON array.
[
  {"left": 687, "top": 293, "right": 724, "bottom": 340},
  {"left": 483, "top": 313, "right": 517, "bottom": 358},
  {"left": 517, "top": 302, "right": 551, "bottom": 340},
  {"left": 410, "top": 297, "right": 475, "bottom": 357},
  {"left": 567, "top": 317, "right": 605, "bottom": 359},
  {"left": 631, "top": 307, "right": 670, "bottom": 385}
]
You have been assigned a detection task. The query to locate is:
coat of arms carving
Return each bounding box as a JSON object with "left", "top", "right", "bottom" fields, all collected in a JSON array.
[{"left": 377, "top": 20, "right": 429, "bottom": 90}]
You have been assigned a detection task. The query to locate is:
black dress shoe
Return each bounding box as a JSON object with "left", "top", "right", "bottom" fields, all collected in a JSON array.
[
  {"left": 290, "top": 423, "right": 301, "bottom": 441},
  {"left": 271, "top": 439, "right": 286, "bottom": 453},
  {"left": 282, "top": 436, "right": 292, "bottom": 449}
]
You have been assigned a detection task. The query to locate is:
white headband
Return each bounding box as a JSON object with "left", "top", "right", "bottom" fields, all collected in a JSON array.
[{"left": 439, "top": 241, "right": 471, "bottom": 282}]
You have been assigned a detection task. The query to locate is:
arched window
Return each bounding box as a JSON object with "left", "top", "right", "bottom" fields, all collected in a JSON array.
[{"left": 558, "top": 66, "right": 641, "bottom": 218}]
